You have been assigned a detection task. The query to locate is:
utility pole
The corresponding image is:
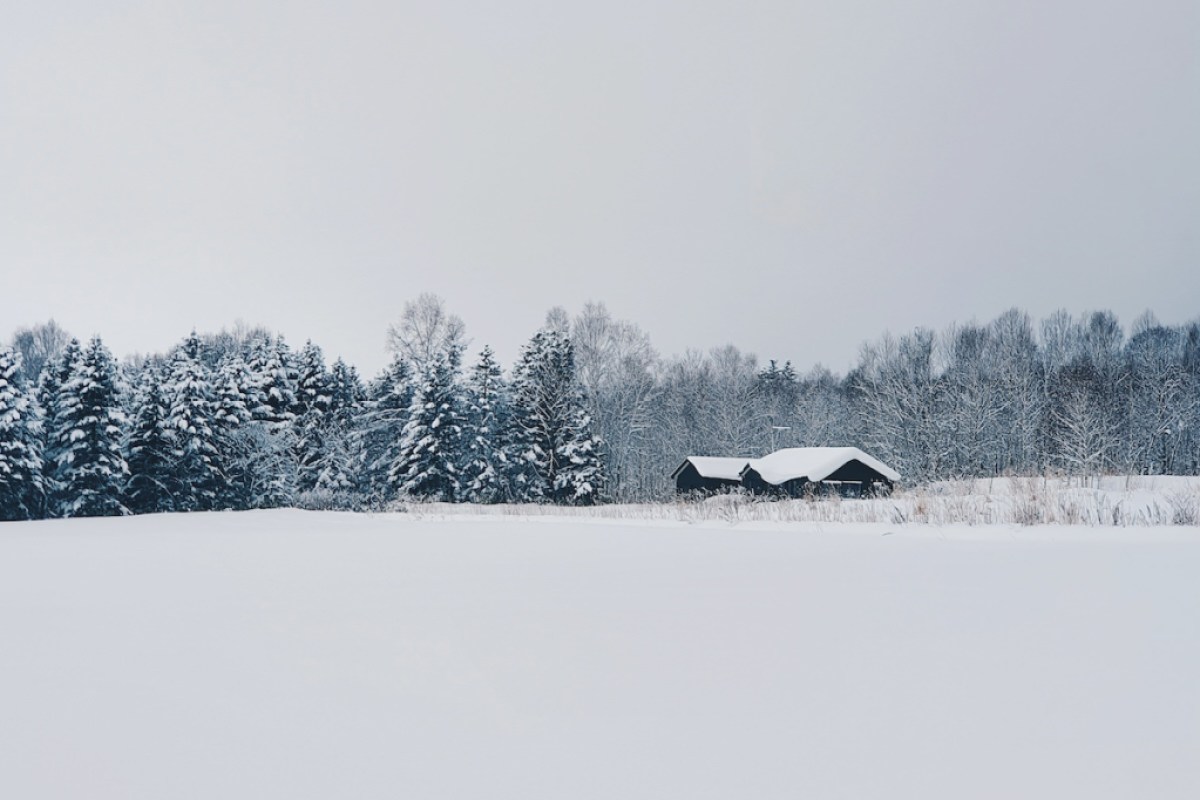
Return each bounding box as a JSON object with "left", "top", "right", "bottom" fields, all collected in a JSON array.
[{"left": 770, "top": 425, "right": 791, "bottom": 452}]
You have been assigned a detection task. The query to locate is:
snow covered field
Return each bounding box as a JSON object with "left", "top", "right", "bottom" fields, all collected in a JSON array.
[{"left": 2, "top": 511, "right": 1198, "bottom": 799}]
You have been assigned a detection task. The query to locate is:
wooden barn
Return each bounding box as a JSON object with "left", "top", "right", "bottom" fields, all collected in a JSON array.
[
  {"left": 739, "top": 447, "right": 899, "bottom": 497},
  {"left": 673, "top": 447, "right": 899, "bottom": 497},
  {"left": 671, "top": 456, "right": 754, "bottom": 495}
]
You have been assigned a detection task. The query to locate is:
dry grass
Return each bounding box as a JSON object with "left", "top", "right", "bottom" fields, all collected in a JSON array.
[{"left": 389, "top": 477, "right": 1200, "bottom": 527}]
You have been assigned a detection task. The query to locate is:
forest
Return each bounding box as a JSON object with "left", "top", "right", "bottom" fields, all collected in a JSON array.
[{"left": 1, "top": 297, "right": 1198, "bottom": 520}]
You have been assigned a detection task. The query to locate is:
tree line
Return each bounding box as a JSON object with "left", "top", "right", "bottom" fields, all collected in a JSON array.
[
  {"left": 0, "top": 297, "right": 603, "bottom": 520},
  {"left": 2, "top": 300, "right": 1198, "bottom": 519}
]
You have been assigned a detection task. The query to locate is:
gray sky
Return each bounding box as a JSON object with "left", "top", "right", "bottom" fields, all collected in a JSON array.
[{"left": 3, "top": 0, "right": 1197, "bottom": 376}]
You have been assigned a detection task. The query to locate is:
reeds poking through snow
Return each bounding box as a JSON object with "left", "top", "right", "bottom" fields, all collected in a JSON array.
[{"left": 388, "top": 476, "right": 1200, "bottom": 527}]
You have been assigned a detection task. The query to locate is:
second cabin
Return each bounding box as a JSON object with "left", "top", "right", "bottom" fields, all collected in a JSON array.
[{"left": 672, "top": 447, "right": 899, "bottom": 498}]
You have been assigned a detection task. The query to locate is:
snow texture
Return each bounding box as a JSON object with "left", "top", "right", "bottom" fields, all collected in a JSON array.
[{"left": 1, "top": 511, "right": 1197, "bottom": 799}]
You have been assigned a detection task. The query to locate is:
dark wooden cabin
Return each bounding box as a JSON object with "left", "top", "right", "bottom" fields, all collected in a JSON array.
[
  {"left": 673, "top": 447, "right": 899, "bottom": 498},
  {"left": 739, "top": 448, "right": 898, "bottom": 498},
  {"left": 672, "top": 457, "right": 751, "bottom": 495}
]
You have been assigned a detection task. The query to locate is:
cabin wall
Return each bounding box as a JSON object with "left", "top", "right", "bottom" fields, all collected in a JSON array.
[
  {"left": 741, "top": 470, "right": 892, "bottom": 499},
  {"left": 739, "top": 469, "right": 766, "bottom": 495},
  {"left": 824, "top": 460, "right": 889, "bottom": 483}
]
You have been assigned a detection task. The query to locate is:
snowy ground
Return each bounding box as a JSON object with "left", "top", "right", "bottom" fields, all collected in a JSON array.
[
  {"left": 397, "top": 474, "right": 1200, "bottom": 526},
  {"left": 2, "top": 511, "right": 1198, "bottom": 799}
]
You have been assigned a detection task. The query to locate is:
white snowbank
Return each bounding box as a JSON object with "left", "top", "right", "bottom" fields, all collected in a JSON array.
[{"left": 1, "top": 510, "right": 1197, "bottom": 799}]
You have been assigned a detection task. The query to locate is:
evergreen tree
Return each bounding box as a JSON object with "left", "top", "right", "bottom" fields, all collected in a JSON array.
[
  {"left": 294, "top": 341, "right": 332, "bottom": 418},
  {"left": 0, "top": 346, "right": 44, "bottom": 520},
  {"left": 210, "top": 354, "right": 263, "bottom": 509},
  {"left": 248, "top": 335, "right": 299, "bottom": 430},
  {"left": 293, "top": 341, "right": 333, "bottom": 492},
  {"left": 328, "top": 359, "right": 365, "bottom": 427},
  {"left": 553, "top": 404, "right": 604, "bottom": 505},
  {"left": 52, "top": 336, "right": 128, "bottom": 517},
  {"left": 239, "top": 335, "right": 271, "bottom": 423},
  {"left": 358, "top": 357, "right": 413, "bottom": 503},
  {"left": 165, "top": 334, "right": 224, "bottom": 511},
  {"left": 389, "top": 349, "right": 464, "bottom": 501},
  {"left": 236, "top": 336, "right": 300, "bottom": 506},
  {"left": 312, "top": 358, "right": 365, "bottom": 494},
  {"left": 460, "top": 346, "right": 512, "bottom": 503},
  {"left": 123, "top": 362, "right": 176, "bottom": 514},
  {"left": 41, "top": 338, "right": 83, "bottom": 515},
  {"left": 213, "top": 355, "right": 254, "bottom": 434},
  {"left": 509, "top": 328, "right": 605, "bottom": 504}
]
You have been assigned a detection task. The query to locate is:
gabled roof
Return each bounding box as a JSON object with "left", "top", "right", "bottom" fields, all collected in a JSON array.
[
  {"left": 672, "top": 456, "right": 752, "bottom": 481},
  {"left": 741, "top": 447, "right": 900, "bottom": 485}
]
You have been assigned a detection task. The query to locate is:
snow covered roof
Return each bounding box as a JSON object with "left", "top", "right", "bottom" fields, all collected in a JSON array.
[
  {"left": 674, "top": 456, "right": 752, "bottom": 481},
  {"left": 742, "top": 447, "right": 900, "bottom": 485}
]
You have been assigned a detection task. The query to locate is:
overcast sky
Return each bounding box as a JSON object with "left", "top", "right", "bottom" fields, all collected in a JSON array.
[{"left": 3, "top": 0, "right": 1197, "bottom": 375}]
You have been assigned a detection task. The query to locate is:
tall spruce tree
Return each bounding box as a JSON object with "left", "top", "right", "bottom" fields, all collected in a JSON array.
[
  {"left": 239, "top": 336, "right": 270, "bottom": 423},
  {"left": 248, "top": 335, "right": 299, "bottom": 430},
  {"left": 211, "top": 354, "right": 260, "bottom": 509},
  {"left": 52, "top": 336, "right": 128, "bottom": 517},
  {"left": 294, "top": 341, "right": 333, "bottom": 492},
  {"left": 359, "top": 357, "right": 413, "bottom": 503},
  {"left": 236, "top": 335, "right": 300, "bottom": 506},
  {"left": 0, "top": 346, "right": 44, "bottom": 520},
  {"left": 166, "top": 334, "right": 224, "bottom": 511},
  {"left": 123, "top": 362, "right": 176, "bottom": 514},
  {"left": 553, "top": 404, "right": 604, "bottom": 505},
  {"left": 312, "top": 358, "right": 365, "bottom": 494},
  {"left": 509, "top": 328, "right": 604, "bottom": 504},
  {"left": 460, "top": 346, "right": 511, "bottom": 503},
  {"left": 41, "top": 338, "right": 83, "bottom": 515},
  {"left": 329, "top": 358, "right": 366, "bottom": 423},
  {"left": 389, "top": 349, "right": 464, "bottom": 501},
  {"left": 213, "top": 355, "right": 254, "bottom": 434}
]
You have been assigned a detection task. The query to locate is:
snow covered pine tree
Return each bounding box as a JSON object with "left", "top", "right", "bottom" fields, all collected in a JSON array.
[
  {"left": 50, "top": 336, "right": 128, "bottom": 517},
  {"left": 359, "top": 357, "right": 413, "bottom": 504},
  {"left": 460, "top": 346, "right": 512, "bottom": 503},
  {"left": 311, "top": 358, "right": 365, "bottom": 495},
  {"left": 41, "top": 338, "right": 83, "bottom": 515},
  {"left": 165, "top": 334, "right": 225, "bottom": 511},
  {"left": 509, "top": 328, "right": 604, "bottom": 504},
  {"left": 293, "top": 341, "right": 334, "bottom": 492},
  {"left": 389, "top": 349, "right": 464, "bottom": 501},
  {"left": 123, "top": 362, "right": 176, "bottom": 514},
  {"left": 0, "top": 346, "right": 44, "bottom": 520}
]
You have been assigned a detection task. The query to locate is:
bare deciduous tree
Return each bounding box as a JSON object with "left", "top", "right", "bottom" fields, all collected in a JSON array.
[
  {"left": 571, "top": 302, "right": 660, "bottom": 501},
  {"left": 386, "top": 293, "right": 466, "bottom": 368},
  {"left": 10, "top": 319, "right": 71, "bottom": 383}
]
